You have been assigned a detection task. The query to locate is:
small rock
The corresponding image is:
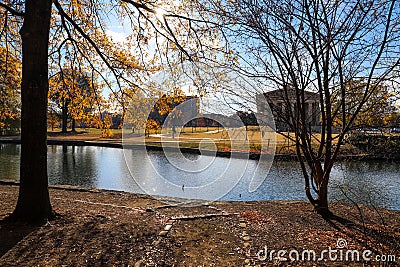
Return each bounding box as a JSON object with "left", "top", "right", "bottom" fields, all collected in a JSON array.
[
  {"left": 243, "top": 242, "right": 250, "bottom": 248},
  {"left": 239, "top": 223, "right": 246, "bottom": 228},
  {"left": 245, "top": 259, "right": 250, "bottom": 264},
  {"left": 164, "top": 224, "right": 172, "bottom": 231},
  {"left": 159, "top": 230, "right": 168, "bottom": 236},
  {"left": 243, "top": 236, "right": 251, "bottom": 241}
]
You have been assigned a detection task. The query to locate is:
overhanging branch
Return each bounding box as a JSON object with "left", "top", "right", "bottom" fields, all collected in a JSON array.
[
  {"left": 53, "top": 0, "right": 123, "bottom": 91},
  {"left": 0, "top": 2, "right": 24, "bottom": 17}
]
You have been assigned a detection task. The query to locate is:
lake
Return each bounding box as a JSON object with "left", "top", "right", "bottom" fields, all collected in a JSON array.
[{"left": 0, "top": 143, "right": 399, "bottom": 209}]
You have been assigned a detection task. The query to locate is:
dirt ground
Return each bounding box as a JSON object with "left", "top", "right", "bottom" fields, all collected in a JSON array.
[{"left": 0, "top": 184, "right": 399, "bottom": 267}]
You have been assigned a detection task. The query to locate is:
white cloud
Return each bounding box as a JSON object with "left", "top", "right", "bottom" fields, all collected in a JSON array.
[{"left": 106, "top": 29, "right": 127, "bottom": 44}]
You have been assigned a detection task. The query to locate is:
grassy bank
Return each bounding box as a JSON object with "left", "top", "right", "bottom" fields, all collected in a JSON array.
[
  {"left": 46, "top": 127, "right": 348, "bottom": 155},
  {"left": 1, "top": 127, "right": 398, "bottom": 160}
]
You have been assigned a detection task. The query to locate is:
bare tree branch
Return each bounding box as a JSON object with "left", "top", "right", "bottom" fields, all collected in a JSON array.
[{"left": 0, "top": 2, "right": 24, "bottom": 17}]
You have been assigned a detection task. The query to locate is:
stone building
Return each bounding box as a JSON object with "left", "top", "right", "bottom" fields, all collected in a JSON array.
[{"left": 256, "top": 88, "right": 321, "bottom": 132}]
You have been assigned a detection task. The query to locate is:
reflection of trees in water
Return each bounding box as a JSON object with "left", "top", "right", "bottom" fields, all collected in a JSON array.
[
  {"left": 119, "top": 149, "right": 150, "bottom": 193},
  {"left": 0, "top": 143, "right": 20, "bottom": 156},
  {"left": 47, "top": 145, "right": 98, "bottom": 188},
  {"left": 2, "top": 144, "right": 398, "bottom": 208},
  {"left": 330, "top": 162, "right": 394, "bottom": 209},
  {"left": 0, "top": 144, "right": 20, "bottom": 181},
  {"left": 344, "top": 161, "right": 397, "bottom": 174}
]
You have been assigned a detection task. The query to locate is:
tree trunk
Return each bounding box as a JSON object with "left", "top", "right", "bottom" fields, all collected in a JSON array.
[
  {"left": 12, "top": 0, "right": 54, "bottom": 222},
  {"left": 71, "top": 118, "right": 76, "bottom": 132},
  {"left": 61, "top": 99, "right": 68, "bottom": 133},
  {"left": 315, "top": 176, "right": 331, "bottom": 217}
]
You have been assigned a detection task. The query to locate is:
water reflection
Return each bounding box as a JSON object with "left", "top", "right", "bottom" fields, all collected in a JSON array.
[
  {"left": 48, "top": 145, "right": 98, "bottom": 188},
  {"left": 0, "top": 144, "right": 399, "bottom": 209},
  {"left": 224, "top": 161, "right": 307, "bottom": 202},
  {"left": 330, "top": 161, "right": 397, "bottom": 209},
  {"left": 124, "top": 148, "right": 248, "bottom": 202},
  {"left": 0, "top": 144, "right": 20, "bottom": 181}
]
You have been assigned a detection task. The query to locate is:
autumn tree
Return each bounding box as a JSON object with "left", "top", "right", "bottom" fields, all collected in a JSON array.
[
  {"left": 334, "top": 79, "right": 399, "bottom": 130},
  {"left": 153, "top": 89, "right": 192, "bottom": 138},
  {"left": 236, "top": 111, "right": 258, "bottom": 140},
  {"left": 48, "top": 67, "right": 102, "bottom": 133},
  {"left": 0, "top": 0, "right": 223, "bottom": 222},
  {"left": 124, "top": 88, "right": 198, "bottom": 139},
  {"left": 123, "top": 93, "right": 156, "bottom": 134},
  {"left": 200, "top": 0, "right": 400, "bottom": 215},
  {"left": 8, "top": 0, "right": 55, "bottom": 221},
  {"left": 0, "top": 6, "right": 22, "bottom": 135},
  {"left": 0, "top": 46, "right": 21, "bottom": 135}
]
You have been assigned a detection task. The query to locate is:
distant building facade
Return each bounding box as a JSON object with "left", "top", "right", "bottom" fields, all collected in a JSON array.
[{"left": 256, "top": 88, "right": 321, "bottom": 132}]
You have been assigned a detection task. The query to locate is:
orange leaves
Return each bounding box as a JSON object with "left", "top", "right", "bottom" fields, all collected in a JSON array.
[
  {"left": 48, "top": 67, "right": 103, "bottom": 129},
  {"left": 0, "top": 46, "right": 21, "bottom": 133},
  {"left": 145, "top": 119, "right": 160, "bottom": 135},
  {"left": 96, "top": 114, "right": 114, "bottom": 138},
  {"left": 240, "top": 211, "right": 274, "bottom": 225},
  {"left": 333, "top": 78, "right": 398, "bottom": 128}
]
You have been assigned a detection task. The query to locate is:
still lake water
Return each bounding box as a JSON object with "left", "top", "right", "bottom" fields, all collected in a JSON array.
[{"left": 0, "top": 143, "right": 399, "bottom": 209}]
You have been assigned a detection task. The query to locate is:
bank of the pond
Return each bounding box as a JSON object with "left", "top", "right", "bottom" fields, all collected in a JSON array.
[
  {"left": 0, "top": 184, "right": 399, "bottom": 266},
  {"left": 1, "top": 136, "right": 399, "bottom": 161}
]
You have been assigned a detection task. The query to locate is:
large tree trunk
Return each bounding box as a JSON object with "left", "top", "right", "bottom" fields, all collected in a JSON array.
[
  {"left": 71, "top": 118, "right": 76, "bottom": 132},
  {"left": 12, "top": 0, "right": 54, "bottom": 222},
  {"left": 316, "top": 187, "right": 329, "bottom": 214}
]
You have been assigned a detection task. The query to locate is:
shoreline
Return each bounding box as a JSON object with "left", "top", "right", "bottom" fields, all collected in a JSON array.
[
  {"left": 1, "top": 180, "right": 399, "bottom": 211},
  {"left": 1, "top": 136, "right": 399, "bottom": 161}
]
